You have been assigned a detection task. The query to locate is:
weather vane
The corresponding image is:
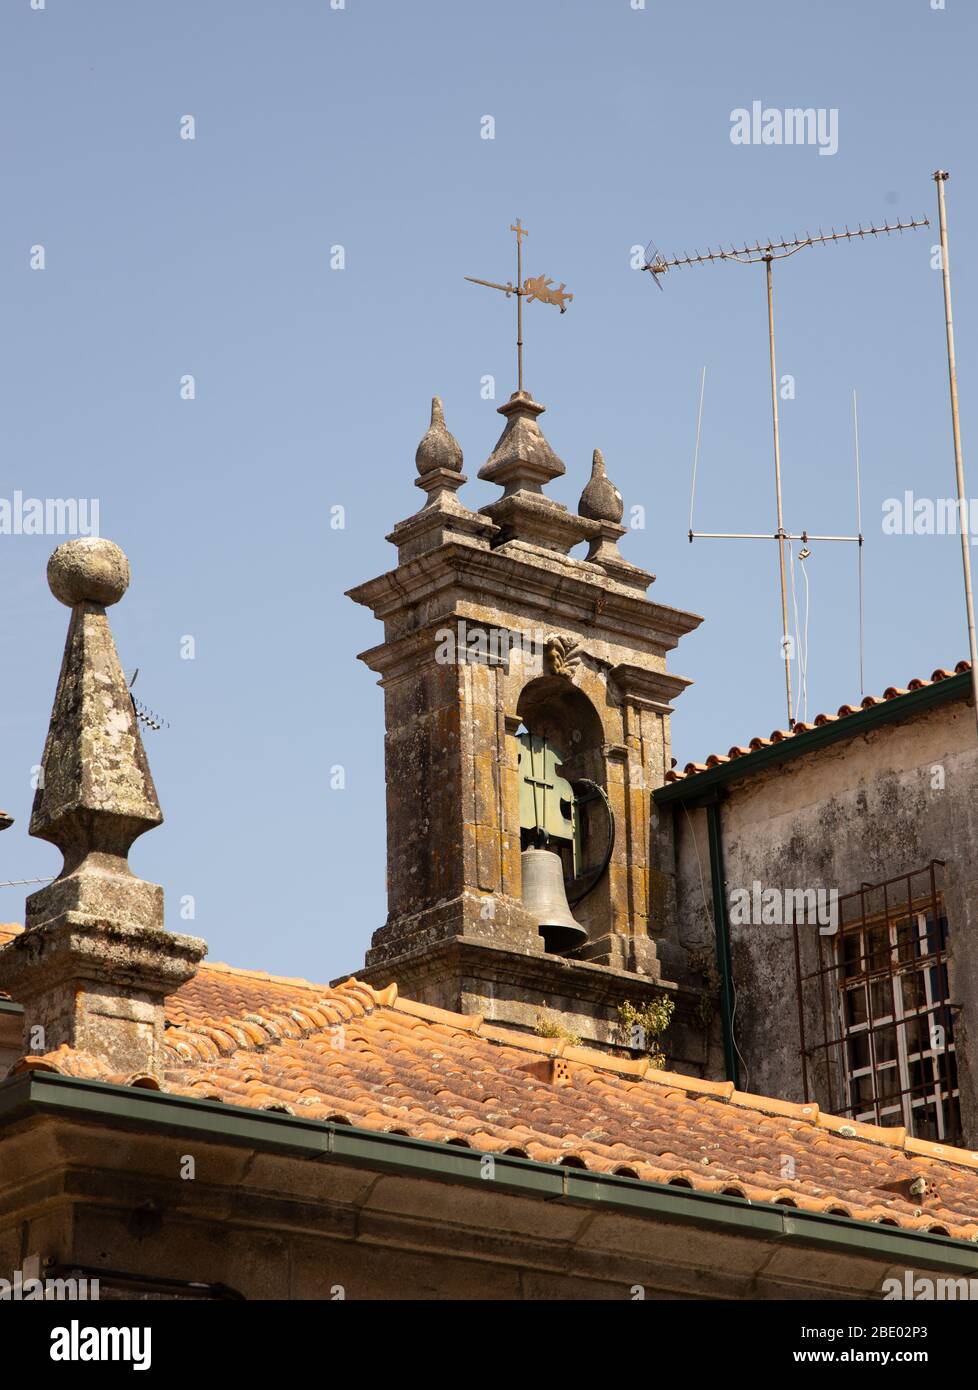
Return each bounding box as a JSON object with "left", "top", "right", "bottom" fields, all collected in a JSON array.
[{"left": 465, "top": 219, "right": 573, "bottom": 394}]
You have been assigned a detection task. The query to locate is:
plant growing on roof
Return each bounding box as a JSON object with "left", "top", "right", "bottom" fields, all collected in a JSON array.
[
  {"left": 534, "top": 1013, "right": 582, "bottom": 1048},
  {"left": 615, "top": 996, "right": 675, "bottom": 1069}
]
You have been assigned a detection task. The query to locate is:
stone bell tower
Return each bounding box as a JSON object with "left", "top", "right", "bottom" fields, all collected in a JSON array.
[{"left": 348, "top": 391, "right": 702, "bottom": 1047}]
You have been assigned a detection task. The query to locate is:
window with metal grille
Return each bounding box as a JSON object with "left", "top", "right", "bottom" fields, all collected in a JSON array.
[{"left": 793, "top": 862, "right": 960, "bottom": 1143}]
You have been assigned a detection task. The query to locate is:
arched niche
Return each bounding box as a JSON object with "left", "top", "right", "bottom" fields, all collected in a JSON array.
[
  {"left": 516, "top": 675, "right": 606, "bottom": 785},
  {"left": 515, "top": 676, "right": 614, "bottom": 934}
]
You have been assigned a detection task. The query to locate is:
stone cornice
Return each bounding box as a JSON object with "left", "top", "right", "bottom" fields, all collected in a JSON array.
[
  {"left": 610, "top": 664, "right": 694, "bottom": 712},
  {"left": 346, "top": 540, "right": 703, "bottom": 652}
]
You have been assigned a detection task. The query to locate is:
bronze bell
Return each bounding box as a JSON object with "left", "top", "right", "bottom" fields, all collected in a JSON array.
[{"left": 520, "top": 847, "right": 588, "bottom": 955}]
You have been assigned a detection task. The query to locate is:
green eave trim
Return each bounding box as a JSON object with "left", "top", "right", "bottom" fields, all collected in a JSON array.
[
  {"left": 1, "top": 1070, "right": 977, "bottom": 1273},
  {"left": 654, "top": 669, "right": 971, "bottom": 805}
]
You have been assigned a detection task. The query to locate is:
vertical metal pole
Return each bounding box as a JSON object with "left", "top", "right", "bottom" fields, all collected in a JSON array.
[
  {"left": 852, "top": 389, "right": 865, "bottom": 698},
  {"left": 516, "top": 228, "right": 524, "bottom": 393},
  {"left": 934, "top": 171, "right": 978, "bottom": 740},
  {"left": 765, "top": 256, "right": 794, "bottom": 727}
]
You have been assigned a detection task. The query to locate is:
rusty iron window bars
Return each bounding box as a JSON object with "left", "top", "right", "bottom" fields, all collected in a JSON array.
[{"left": 793, "top": 861, "right": 960, "bottom": 1144}]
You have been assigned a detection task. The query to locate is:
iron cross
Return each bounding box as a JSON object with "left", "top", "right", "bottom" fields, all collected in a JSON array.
[{"left": 465, "top": 219, "right": 573, "bottom": 394}]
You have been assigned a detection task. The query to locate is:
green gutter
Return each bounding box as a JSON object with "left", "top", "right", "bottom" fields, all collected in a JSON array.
[
  {"left": 706, "top": 799, "right": 739, "bottom": 1088},
  {"left": 655, "top": 669, "right": 971, "bottom": 805},
  {"left": 2, "top": 1069, "right": 976, "bottom": 1273}
]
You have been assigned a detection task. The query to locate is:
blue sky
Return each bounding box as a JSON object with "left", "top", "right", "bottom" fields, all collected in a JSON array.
[{"left": 1, "top": 0, "right": 975, "bottom": 982}]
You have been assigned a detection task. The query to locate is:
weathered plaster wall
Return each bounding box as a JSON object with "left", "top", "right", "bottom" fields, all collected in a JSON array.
[{"left": 669, "top": 696, "right": 978, "bottom": 1144}]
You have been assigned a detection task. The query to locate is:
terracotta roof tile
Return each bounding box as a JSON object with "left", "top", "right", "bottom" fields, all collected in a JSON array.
[
  {"left": 2, "top": 939, "right": 977, "bottom": 1243},
  {"left": 666, "top": 660, "right": 973, "bottom": 784},
  {"left": 4, "top": 922, "right": 978, "bottom": 1241}
]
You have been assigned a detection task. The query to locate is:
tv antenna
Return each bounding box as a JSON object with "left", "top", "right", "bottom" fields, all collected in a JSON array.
[
  {"left": 127, "top": 669, "right": 169, "bottom": 733},
  {"left": 641, "top": 214, "right": 929, "bottom": 727}
]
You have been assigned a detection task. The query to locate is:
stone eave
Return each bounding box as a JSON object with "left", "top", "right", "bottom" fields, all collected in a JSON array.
[{"left": 5, "top": 1069, "right": 976, "bottom": 1281}]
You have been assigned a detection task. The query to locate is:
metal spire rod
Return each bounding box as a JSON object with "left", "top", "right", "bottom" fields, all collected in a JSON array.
[
  {"left": 644, "top": 210, "right": 926, "bottom": 728},
  {"left": 933, "top": 171, "right": 978, "bottom": 742}
]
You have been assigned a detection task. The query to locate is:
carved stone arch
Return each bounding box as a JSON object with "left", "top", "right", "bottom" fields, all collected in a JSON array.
[{"left": 516, "top": 673, "right": 606, "bottom": 789}]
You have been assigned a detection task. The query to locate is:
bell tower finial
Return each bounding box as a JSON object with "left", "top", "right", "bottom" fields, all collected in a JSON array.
[
  {"left": 416, "top": 396, "right": 463, "bottom": 477},
  {"left": 578, "top": 447, "right": 653, "bottom": 591},
  {"left": 579, "top": 449, "right": 623, "bottom": 523}
]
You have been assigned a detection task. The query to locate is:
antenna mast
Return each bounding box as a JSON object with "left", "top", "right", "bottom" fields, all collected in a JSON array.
[
  {"left": 933, "top": 171, "right": 978, "bottom": 743},
  {"left": 643, "top": 215, "right": 928, "bottom": 727}
]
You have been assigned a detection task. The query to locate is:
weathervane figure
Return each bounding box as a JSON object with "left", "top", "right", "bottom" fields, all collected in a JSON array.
[{"left": 465, "top": 219, "right": 573, "bottom": 394}]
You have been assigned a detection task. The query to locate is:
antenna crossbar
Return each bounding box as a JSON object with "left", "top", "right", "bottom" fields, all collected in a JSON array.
[
  {"left": 644, "top": 217, "right": 929, "bottom": 275},
  {"left": 689, "top": 531, "right": 861, "bottom": 543}
]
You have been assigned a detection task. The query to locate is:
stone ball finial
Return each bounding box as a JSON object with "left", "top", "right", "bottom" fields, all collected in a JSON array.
[
  {"left": 47, "top": 537, "right": 130, "bottom": 608},
  {"left": 578, "top": 448, "right": 624, "bottom": 524},
  {"left": 416, "top": 396, "right": 463, "bottom": 476}
]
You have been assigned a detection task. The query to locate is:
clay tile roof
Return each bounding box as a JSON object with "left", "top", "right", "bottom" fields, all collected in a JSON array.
[
  {"left": 665, "top": 660, "right": 973, "bottom": 786},
  {"left": 3, "top": 938, "right": 978, "bottom": 1242}
]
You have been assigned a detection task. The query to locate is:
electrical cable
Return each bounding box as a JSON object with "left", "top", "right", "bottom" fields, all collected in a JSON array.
[{"left": 688, "top": 366, "right": 707, "bottom": 536}]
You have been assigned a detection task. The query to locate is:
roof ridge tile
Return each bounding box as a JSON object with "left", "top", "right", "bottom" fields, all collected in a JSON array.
[{"left": 667, "top": 658, "right": 972, "bottom": 784}]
